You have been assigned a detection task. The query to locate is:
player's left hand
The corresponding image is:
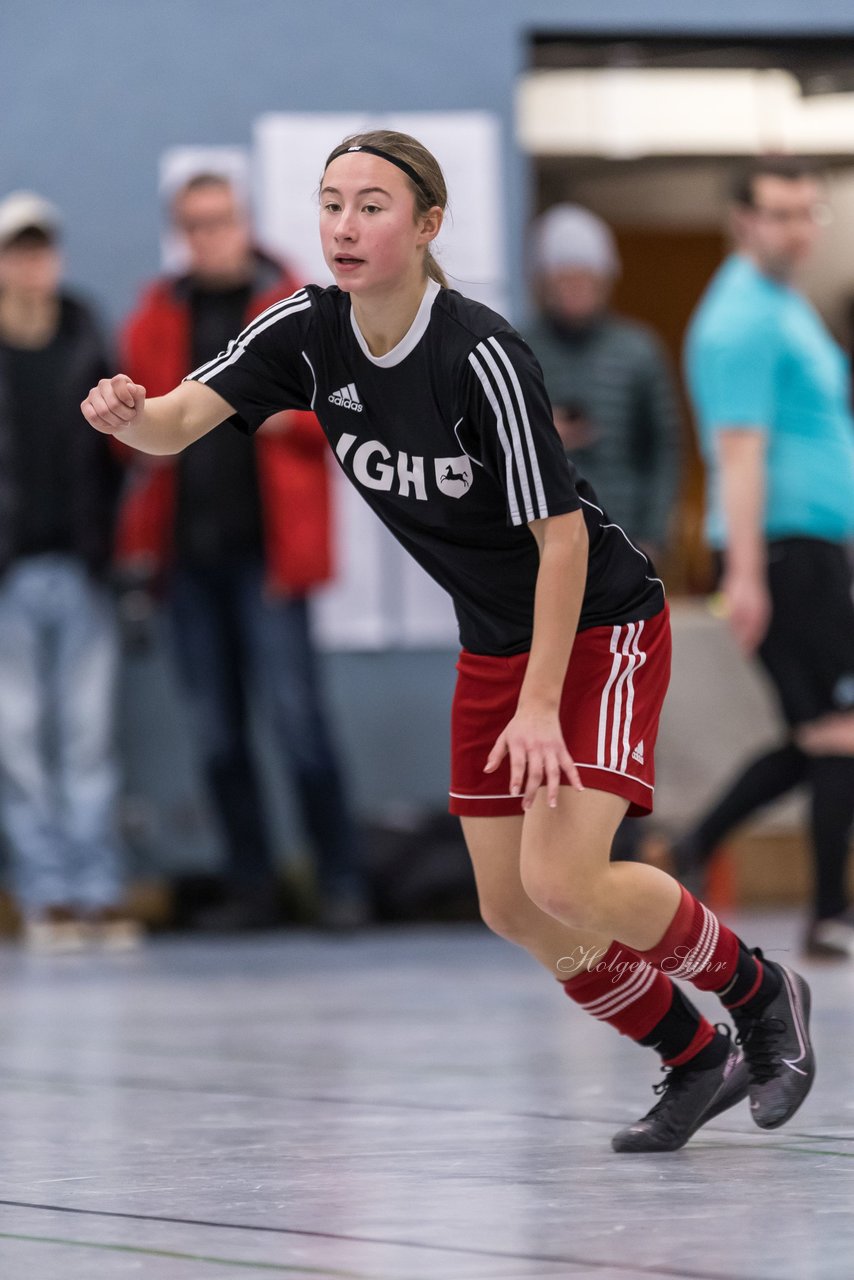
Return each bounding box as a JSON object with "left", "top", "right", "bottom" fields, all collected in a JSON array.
[{"left": 484, "top": 707, "right": 583, "bottom": 811}]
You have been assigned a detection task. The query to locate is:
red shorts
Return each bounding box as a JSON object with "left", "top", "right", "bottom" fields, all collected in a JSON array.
[{"left": 449, "top": 604, "right": 671, "bottom": 818}]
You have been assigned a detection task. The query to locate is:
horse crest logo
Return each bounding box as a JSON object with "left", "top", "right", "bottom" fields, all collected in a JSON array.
[{"left": 435, "top": 454, "right": 473, "bottom": 499}]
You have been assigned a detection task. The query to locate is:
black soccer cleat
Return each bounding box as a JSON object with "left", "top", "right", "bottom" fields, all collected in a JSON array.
[
  {"left": 611, "top": 1033, "right": 749, "bottom": 1153},
  {"left": 732, "top": 955, "right": 815, "bottom": 1130}
]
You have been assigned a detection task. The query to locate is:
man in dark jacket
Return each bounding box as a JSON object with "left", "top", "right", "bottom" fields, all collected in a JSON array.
[
  {"left": 0, "top": 191, "right": 135, "bottom": 949},
  {"left": 119, "top": 173, "right": 366, "bottom": 930}
]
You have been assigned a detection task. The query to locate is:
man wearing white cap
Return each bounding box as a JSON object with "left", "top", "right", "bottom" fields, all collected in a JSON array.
[
  {"left": 0, "top": 191, "right": 137, "bottom": 948},
  {"left": 522, "top": 204, "right": 680, "bottom": 565}
]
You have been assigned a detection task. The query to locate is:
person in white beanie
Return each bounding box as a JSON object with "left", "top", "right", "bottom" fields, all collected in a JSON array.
[{"left": 522, "top": 203, "right": 680, "bottom": 566}]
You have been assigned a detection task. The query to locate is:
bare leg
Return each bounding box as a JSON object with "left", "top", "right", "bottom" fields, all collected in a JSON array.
[
  {"left": 519, "top": 787, "right": 682, "bottom": 951},
  {"left": 460, "top": 812, "right": 614, "bottom": 978}
]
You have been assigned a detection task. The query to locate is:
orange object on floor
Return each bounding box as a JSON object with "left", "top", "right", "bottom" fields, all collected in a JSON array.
[{"left": 706, "top": 845, "right": 737, "bottom": 913}]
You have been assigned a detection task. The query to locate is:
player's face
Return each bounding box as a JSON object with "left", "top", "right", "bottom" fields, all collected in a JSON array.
[
  {"left": 319, "top": 153, "right": 440, "bottom": 295},
  {"left": 173, "top": 184, "right": 253, "bottom": 283},
  {"left": 736, "top": 176, "right": 827, "bottom": 278}
]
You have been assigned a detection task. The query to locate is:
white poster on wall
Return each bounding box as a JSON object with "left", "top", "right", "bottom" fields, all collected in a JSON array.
[{"left": 253, "top": 110, "right": 506, "bottom": 650}]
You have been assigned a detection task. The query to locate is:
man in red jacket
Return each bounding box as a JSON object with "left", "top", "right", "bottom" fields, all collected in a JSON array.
[{"left": 119, "top": 172, "right": 366, "bottom": 929}]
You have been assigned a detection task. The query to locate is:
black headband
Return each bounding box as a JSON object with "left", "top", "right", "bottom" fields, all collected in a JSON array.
[{"left": 324, "top": 143, "right": 435, "bottom": 203}]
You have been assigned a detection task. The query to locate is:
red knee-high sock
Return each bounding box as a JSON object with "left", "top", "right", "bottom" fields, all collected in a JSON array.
[
  {"left": 631, "top": 885, "right": 767, "bottom": 1007},
  {"left": 560, "top": 940, "right": 717, "bottom": 1066}
]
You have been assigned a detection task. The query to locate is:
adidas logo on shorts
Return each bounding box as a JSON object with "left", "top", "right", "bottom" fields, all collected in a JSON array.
[
  {"left": 329, "top": 383, "right": 363, "bottom": 412},
  {"left": 631, "top": 740, "right": 645, "bottom": 765}
]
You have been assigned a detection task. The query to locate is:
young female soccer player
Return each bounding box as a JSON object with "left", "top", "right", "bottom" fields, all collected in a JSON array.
[{"left": 82, "top": 131, "right": 815, "bottom": 1152}]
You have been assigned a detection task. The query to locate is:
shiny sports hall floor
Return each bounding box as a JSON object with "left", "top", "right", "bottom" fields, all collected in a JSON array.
[{"left": 0, "top": 911, "right": 851, "bottom": 1279}]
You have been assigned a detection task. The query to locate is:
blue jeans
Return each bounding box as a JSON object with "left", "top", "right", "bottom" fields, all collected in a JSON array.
[
  {"left": 169, "top": 560, "right": 362, "bottom": 898},
  {"left": 0, "top": 556, "right": 123, "bottom": 915}
]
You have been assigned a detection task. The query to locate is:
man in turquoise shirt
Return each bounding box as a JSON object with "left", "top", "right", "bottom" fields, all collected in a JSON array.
[{"left": 680, "top": 157, "right": 854, "bottom": 959}]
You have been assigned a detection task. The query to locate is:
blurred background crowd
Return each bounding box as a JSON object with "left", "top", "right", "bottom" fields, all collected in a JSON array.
[{"left": 2, "top": 0, "right": 854, "bottom": 952}]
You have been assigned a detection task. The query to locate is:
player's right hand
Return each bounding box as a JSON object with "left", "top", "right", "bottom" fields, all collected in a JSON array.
[{"left": 81, "top": 375, "right": 146, "bottom": 434}]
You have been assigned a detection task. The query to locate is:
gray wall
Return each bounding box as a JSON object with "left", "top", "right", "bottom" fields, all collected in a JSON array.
[{"left": 3, "top": 0, "right": 853, "bottom": 327}]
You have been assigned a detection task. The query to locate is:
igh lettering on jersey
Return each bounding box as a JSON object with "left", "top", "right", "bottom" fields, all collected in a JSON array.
[{"left": 335, "top": 433, "right": 473, "bottom": 502}]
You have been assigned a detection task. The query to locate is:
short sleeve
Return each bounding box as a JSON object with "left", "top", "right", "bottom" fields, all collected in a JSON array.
[
  {"left": 692, "top": 320, "right": 778, "bottom": 433},
  {"left": 458, "top": 331, "right": 581, "bottom": 527},
  {"left": 184, "top": 289, "right": 315, "bottom": 433}
]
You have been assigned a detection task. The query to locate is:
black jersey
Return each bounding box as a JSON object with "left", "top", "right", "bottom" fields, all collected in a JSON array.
[{"left": 187, "top": 281, "right": 664, "bottom": 655}]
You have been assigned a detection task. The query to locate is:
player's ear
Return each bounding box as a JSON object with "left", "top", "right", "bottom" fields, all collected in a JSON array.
[{"left": 418, "top": 205, "right": 443, "bottom": 245}]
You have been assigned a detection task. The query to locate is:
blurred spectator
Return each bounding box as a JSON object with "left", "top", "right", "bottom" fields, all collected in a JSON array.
[
  {"left": 118, "top": 173, "right": 367, "bottom": 931},
  {"left": 522, "top": 203, "right": 680, "bottom": 563},
  {"left": 0, "top": 191, "right": 137, "bottom": 950},
  {"left": 681, "top": 157, "right": 854, "bottom": 958}
]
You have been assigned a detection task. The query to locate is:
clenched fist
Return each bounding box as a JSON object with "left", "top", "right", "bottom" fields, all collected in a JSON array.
[{"left": 81, "top": 374, "right": 146, "bottom": 434}]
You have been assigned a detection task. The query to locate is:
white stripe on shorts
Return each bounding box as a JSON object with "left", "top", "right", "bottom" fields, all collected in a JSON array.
[{"left": 596, "top": 621, "right": 648, "bottom": 772}]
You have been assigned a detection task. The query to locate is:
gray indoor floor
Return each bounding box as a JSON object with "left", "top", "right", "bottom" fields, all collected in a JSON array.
[{"left": 0, "top": 912, "right": 851, "bottom": 1280}]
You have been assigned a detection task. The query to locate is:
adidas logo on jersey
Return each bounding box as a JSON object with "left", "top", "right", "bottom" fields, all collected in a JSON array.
[
  {"left": 329, "top": 383, "right": 363, "bottom": 412},
  {"left": 631, "top": 740, "right": 645, "bottom": 765}
]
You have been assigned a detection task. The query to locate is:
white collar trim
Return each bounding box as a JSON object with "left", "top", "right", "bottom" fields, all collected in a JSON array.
[{"left": 349, "top": 279, "right": 441, "bottom": 368}]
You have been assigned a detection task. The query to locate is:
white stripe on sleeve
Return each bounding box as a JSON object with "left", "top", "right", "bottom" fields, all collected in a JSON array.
[
  {"left": 468, "top": 350, "right": 521, "bottom": 524},
  {"left": 487, "top": 337, "right": 548, "bottom": 518},
  {"left": 473, "top": 341, "right": 535, "bottom": 521},
  {"left": 192, "top": 291, "right": 312, "bottom": 384},
  {"left": 187, "top": 290, "right": 308, "bottom": 382}
]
